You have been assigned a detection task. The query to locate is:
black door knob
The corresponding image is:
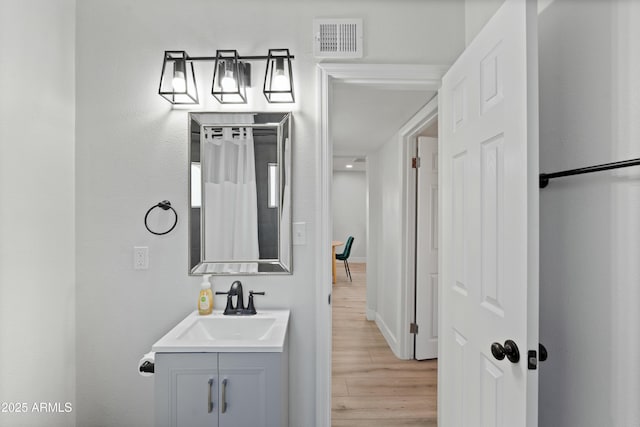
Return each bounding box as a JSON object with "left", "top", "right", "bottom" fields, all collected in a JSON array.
[
  {"left": 490, "top": 339, "right": 520, "bottom": 363},
  {"left": 539, "top": 343, "right": 548, "bottom": 362}
]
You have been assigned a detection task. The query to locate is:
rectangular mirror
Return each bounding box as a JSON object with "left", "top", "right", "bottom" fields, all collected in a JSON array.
[{"left": 189, "top": 112, "right": 292, "bottom": 275}]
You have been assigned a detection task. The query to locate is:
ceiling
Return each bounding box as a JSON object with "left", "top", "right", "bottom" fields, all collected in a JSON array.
[
  {"left": 333, "top": 155, "right": 367, "bottom": 172},
  {"left": 333, "top": 117, "right": 438, "bottom": 171},
  {"left": 330, "top": 83, "right": 435, "bottom": 163}
]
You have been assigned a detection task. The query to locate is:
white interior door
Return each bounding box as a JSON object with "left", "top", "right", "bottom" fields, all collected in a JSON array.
[
  {"left": 438, "top": 0, "right": 539, "bottom": 426},
  {"left": 415, "top": 136, "right": 439, "bottom": 360}
]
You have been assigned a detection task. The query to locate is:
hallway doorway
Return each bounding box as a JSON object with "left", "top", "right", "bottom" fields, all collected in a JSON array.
[{"left": 316, "top": 63, "right": 447, "bottom": 426}]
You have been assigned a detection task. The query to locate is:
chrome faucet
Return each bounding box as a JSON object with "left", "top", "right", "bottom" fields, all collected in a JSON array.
[{"left": 216, "top": 281, "right": 264, "bottom": 315}]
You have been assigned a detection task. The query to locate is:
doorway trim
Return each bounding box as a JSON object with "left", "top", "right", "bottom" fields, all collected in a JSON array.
[
  {"left": 315, "top": 63, "right": 447, "bottom": 426},
  {"left": 398, "top": 97, "right": 439, "bottom": 359}
]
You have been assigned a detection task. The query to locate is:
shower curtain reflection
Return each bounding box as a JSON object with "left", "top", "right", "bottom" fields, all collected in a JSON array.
[{"left": 202, "top": 119, "right": 259, "bottom": 273}]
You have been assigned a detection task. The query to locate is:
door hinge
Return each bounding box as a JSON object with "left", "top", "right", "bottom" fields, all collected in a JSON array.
[
  {"left": 410, "top": 323, "right": 419, "bottom": 334},
  {"left": 328, "top": 293, "right": 331, "bottom": 305},
  {"left": 412, "top": 157, "right": 421, "bottom": 168}
]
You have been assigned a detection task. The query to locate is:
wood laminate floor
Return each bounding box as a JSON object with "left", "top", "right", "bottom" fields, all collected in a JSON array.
[{"left": 332, "top": 262, "right": 438, "bottom": 426}]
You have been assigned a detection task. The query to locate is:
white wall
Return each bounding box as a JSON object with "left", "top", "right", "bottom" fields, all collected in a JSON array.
[
  {"left": 74, "top": 1, "right": 465, "bottom": 426},
  {"left": 0, "top": 1, "right": 76, "bottom": 426},
  {"left": 366, "top": 157, "right": 381, "bottom": 321},
  {"left": 464, "top": 0, "right": 504, "bottom": 45},
  {"left": 609, "top": 2, "right": 640, "bottom": 424},
  {"left": 367, "top": 134, "right": 405, "bottom": 356},
  {"left": 332, "top": 171, "right": 366, "bottom": 262},
  {"left": 464, "top": 0, "right": 558, "bottom": 47},
  {"left": 538, "top": 0, "right": 640, "bottom": 425}
]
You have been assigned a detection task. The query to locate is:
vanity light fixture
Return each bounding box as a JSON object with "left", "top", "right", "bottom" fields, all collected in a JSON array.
[
  {"left": 211, "top": 50, "right": 250, "bottom": 104},
  {"left": 263, "top": 49, "right": 295, "bottom": 103},
  {"left": 158, "top": 49, "right": 295, "bottom": 105},
  {"left": 158, "top": 51, "right": 199, "bottom": 104}
]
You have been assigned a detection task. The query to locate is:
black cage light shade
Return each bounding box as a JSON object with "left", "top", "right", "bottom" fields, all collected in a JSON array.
[
  {"left": 158, "top": 51, "right": 198, "bottom": 104},
  {"left": 263, "top": 49, "right": 294, "bottom": 103},
  {"left": 211, "top": 50, "right": 248, "bottom": 104}
]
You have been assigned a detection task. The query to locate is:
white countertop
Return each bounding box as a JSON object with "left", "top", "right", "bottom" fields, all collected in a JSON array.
[{"left": 152, "top": 309, "right": 290, "bottom": 353}]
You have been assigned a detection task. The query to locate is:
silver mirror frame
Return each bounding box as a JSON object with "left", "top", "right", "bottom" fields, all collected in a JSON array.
[{"left": 188, "top": 112, "right": 292, "bottom": 275}]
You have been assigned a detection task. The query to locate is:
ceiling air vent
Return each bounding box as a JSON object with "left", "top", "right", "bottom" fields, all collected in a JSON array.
[{"left": 313, "top": 18, "right": 363, "bottom": 59}]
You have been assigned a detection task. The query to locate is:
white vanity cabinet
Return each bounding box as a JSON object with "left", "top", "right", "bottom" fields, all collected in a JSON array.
[
  {"left": 155, "top": 351, "right": 288, "bottom": 427},
  {"left": 155, "top": 353, "right": 218, "bottom": 427}
]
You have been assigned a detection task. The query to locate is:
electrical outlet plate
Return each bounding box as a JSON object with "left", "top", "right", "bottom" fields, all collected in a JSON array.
[{"left": 134, "top": 246, "right": 149, "bottom": 270}]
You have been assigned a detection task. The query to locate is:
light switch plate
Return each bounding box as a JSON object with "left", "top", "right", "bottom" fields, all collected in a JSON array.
[{"left": 293, "top": 222, "right": 306, "bottom": 245}]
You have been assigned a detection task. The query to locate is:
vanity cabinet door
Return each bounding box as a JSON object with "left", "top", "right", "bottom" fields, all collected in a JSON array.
[
  {"left": 218, "top": 353, "right": 285, "bottom": 427},
  {"left": 155, "top": 353, "right": 218, "bottom": 427}
]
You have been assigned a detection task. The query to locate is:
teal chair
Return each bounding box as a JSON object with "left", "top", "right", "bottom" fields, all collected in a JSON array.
[{"left": 335, "top": 236, "right": 355, "bottom": 282}]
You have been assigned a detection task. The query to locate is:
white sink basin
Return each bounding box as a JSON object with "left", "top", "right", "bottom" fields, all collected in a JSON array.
[{"left": 152, "top": 310, "right": 290, "bottom": 353}]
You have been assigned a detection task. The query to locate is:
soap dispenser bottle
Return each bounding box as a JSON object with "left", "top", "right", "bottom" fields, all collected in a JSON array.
[{"left": 198, "top": 274, "right": 213, "bottom": 315}]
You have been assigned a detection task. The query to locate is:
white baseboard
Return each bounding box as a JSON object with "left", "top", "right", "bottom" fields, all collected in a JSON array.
[
  {"left": 366, "top": 308, "right": 376, "bottom": 321},
  {"left": 375, "top": 313, "right": 403, "bottom": 359},
  {"left": 348, "top": 257, "right": 366, "bottom": 263}
]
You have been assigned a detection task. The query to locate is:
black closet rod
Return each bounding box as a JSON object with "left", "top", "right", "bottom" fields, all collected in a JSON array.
[{"left": 539, "top": 157, "right": 640, "bottom": 188}]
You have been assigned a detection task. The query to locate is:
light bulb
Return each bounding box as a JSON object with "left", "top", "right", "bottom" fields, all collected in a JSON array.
[
  {"left": 172, "top": 59, "right": 187, "bottom": 93},
  {"left": 272, "top": 73, "right": 289, "bottom": 91},
  {"left": 221, "top": 70, "right": 237, "bottom": 92},
  {"left": 270, "top": 73, "right": 290, "bottom": 102},
  {"left": 172, "top": 71, "right": 186, "bottom": 93}
]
